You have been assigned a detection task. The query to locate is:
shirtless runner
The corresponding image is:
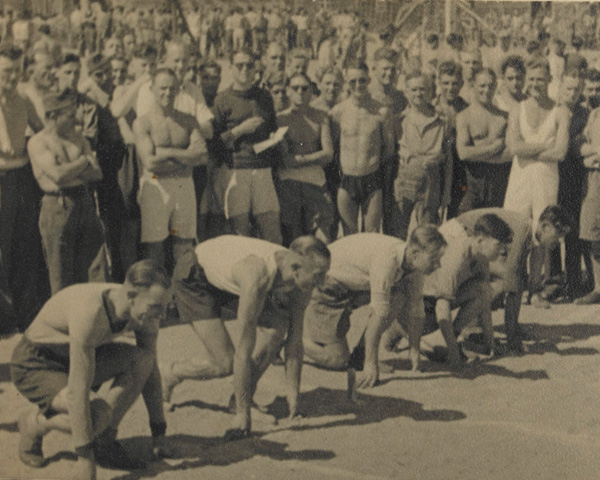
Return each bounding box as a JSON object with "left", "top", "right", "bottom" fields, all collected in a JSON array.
[{"left": 12, "top": 260, "right": 173, "bottom": 478}]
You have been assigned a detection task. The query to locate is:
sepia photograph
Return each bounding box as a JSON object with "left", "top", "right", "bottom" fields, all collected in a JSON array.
[{"left": 0, "top": 0, "right": 598, "bottom": 478}]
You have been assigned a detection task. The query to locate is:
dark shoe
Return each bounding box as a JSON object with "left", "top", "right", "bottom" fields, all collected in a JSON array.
[
  {"left": 94, "top": 440, "right": 147, "bottom": 470},
  {"left": 574, "top": 291, "right": 600, "bottom": 305},
  {"left": 18, "top": 410, "right": 44, "bottom": 468}
]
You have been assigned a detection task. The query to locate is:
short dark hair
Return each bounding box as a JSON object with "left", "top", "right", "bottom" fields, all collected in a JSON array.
[
  {"left": 472, "top": 214, "right": 513, "bottom": 244},
  {"left": 125, "top": 259, "right": 171, "bottom": 290},
  {"left": 0, "top": 44, "right": 23, "bottom": 61},
  {"left": 525, "top": 58, "right": 550, "bottom": 76},
  {"left": 409, "top": 224, "right": 447, "bottom": 253},
  {"left": 438, "top": 61, "right": 462, "bottom": 79},
  {"left": 501, "top": 55, "right": 525, "bottom": 76},
  {"left": 60, "top": 53, "right": 80, "bottom": 66},
  {"left": 538, "top": 205, "right": 574, "bottom": 235},
  {"left": 289, "top": 236, "right": 331, "bottom": 261}
]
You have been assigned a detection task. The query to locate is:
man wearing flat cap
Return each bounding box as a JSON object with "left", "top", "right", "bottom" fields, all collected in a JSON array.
[{"left": 28, "top": 89, "right": 105, "bottom": 294}]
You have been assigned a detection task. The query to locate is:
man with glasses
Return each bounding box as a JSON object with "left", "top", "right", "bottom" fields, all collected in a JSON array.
[
  {"left": 212, "top": 48, "right": 282, "bottom": 244},
  {"left": 330, "top": 61, "right": 392, "bottom": 235},
  {"left": 277, "top": 72, "right": 335, "bottom": 245}
]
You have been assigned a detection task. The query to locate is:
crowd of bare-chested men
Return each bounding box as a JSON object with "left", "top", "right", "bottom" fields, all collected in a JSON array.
[{"left": 2, "top": 1, "right": 600, "bottom": 477}]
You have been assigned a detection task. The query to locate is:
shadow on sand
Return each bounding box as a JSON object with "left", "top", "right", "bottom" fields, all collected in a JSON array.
[
  {"left": 107, "top": 433, "right": 335, "bottom": 480},
  {"left": 494, "top": 322, "right": 600, "bottom": 357},
  {"left": 264, "top": 387, "right": 466, "bottom": 427},
  {"left": 0, "top": 421, "right": 17, "bottom": 432}
]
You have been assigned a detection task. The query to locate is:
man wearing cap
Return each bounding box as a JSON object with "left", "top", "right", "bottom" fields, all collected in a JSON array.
[
  {"left": 133, "top": 68, "right": 207, "bottom": 268},
  {"left": 28, "top": 89, "right": 105, "bottom": 294}
]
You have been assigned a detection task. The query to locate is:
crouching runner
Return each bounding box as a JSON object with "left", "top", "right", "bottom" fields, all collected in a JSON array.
[
  {"left": 303, "top": 226, "right": 447, "bottom": 387},
  {"left": 165, "top": 235, "right": 330, "bottom": 441},
  {"left": 11, "top": 260, "right": 173, "bottom": 478}
]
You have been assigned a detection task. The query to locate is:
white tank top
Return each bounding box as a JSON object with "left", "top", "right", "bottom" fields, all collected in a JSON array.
[
  {"left": 194, "top": 236, "right": 285, "bottom": 296},
  {"left": 519, "top": 102, "right": 557, "bottom": 145}
]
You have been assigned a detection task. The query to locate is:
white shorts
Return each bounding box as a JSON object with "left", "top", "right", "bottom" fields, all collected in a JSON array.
[
  {"left": 504, "top": 157, "right": 558, "bottom": 235},
  {"left": 138, "top": 174, "right": 197, "bottom": 243},
  {"left": 213, "top": 166, "right": 280, "bottom": 219}
]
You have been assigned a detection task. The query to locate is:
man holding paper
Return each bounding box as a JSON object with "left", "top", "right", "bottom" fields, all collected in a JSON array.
[{"left": 212, "top": 47, "right": 283, "bottom": 244}]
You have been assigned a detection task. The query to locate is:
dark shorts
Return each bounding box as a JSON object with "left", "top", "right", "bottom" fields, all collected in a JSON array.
[
  {"left": 11, "top": 336, "right": 110, "bottom": 417},
  {"left": 459, "top": 162, "right": 510, "bottom": 213},
  {"left": 340, "top": 169, "right": 382, "bottom": 205},
  {"left": 173, "top": 251, "right": 291, "bottom": 330},
  {"left": 278, "top": 179, "right": 336, "bottom": 238}
]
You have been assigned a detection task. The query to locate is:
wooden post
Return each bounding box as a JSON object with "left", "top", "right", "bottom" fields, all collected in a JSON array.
[{"left": 445, "top": 0, "right": 453, "bottom": 38}]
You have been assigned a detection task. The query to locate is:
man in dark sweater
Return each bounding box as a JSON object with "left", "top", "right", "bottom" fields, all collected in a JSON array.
[{"left": 212, "top": 48, "right": 282, "bottom": 244}]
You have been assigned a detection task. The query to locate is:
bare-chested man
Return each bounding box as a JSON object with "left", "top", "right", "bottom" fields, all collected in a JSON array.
[
  {"left": 330, "top": 61, "right": 392, "bottom": 234},
  {"left": 133, "top": 68, "right": 207, "bottom": 268},
  {"left": 12, "top": 260, "right": 172, "bottom": 477},
  {"left": 28, "top": 90, "right": 105, "bottom": 294},
  {"left": 456, "top": 67, "right": 511, "bottom": 213},
  {"left": 503, "top": 58, "right": 570, "bottom": 307}
]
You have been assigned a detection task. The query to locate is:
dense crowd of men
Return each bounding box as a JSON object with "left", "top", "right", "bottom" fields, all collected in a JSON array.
[{"left": 4, "top": 1, "right": 600, "bottom": 478}]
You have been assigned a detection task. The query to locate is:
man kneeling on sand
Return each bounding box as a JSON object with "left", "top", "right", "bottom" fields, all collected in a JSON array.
[{"left": 12, "top": 260, "right": 173, "bottom": 478}]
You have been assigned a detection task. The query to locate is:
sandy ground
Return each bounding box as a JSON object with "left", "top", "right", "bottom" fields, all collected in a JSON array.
[{"left": 1, "top": 301, "right": 600, "bottom": 480}]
